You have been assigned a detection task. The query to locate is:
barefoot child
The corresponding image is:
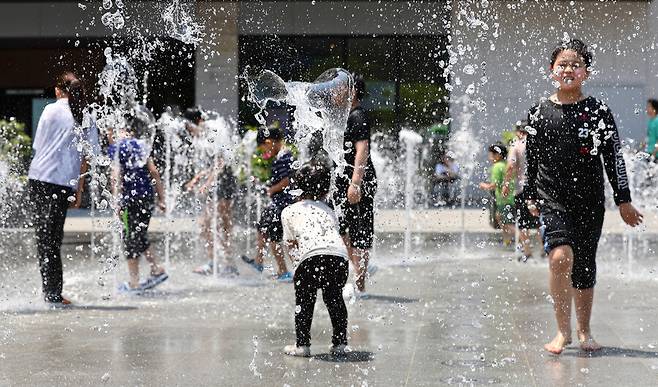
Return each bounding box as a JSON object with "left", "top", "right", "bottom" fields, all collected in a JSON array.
[
  {"left": 479, "top": 143, "right": 515, "bottom": 246},
  {"left": 525, "top": 39, "right": 643, "bottom": 354},
  {"left": 109, "top": 116, "right": 168, "bottom": 293},
  {"left": 281, "top": 161, "right": 349, "bottom": 357}
]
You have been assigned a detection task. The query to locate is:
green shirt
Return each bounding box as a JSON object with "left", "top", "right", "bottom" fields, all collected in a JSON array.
[
  {"left": 647, "top": 117, "right": 658, "bottom": 155},
  {"left": 491, "top": 160, "right": 514, "bottom": 206}
]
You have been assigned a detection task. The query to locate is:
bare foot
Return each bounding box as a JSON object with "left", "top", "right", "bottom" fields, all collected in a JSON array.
[
  {"left": 544, "top": 332, "right": 572, "bottom": 355},
  {"left": 578, "top": 333, "right": 602, "bottom": 352}
]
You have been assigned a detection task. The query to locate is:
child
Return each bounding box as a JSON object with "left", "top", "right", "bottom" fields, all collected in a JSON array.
[
  {"left": 281, "top": 161, "right": 349, "bottom": 357},
  {"left": 502, "top": 121, "right": 543, "bottom": 262},
  {"left": 479, "top": 143, "right": 515, "bottom": 246},
  {"left": 108, "top": 116, "right": 168, "bottom": 294},
  {"left": 241, "top": 127, "right": 294, "bottom": 282},
  {"left": 187, "top": 157, "right": 239, "bottom": 277},
  {"left": 525, "top": 39, "right": 643, "bottom": 354}
]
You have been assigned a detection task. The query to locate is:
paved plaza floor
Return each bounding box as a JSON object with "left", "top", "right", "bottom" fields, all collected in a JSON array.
[{"left": 1, "top": 232, "right": 657, "bottom": 386}]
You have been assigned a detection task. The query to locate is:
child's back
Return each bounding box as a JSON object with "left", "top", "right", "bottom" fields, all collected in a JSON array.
[{"left": 109, "top": 138, "right": 153, "bottom": 203}]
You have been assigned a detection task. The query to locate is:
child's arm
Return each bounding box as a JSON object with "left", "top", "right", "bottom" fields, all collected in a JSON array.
[
  {"left": 268, "top": 176, "right": 290, "bottom": 197},
  {"left": 479, "top": 182, "right": 495, "bottom": 191},
  {"left": 600, "top": 109, "right": 642, "bottom": 226},
  {"left": 525, "top": 107, "right": 540, "bottom": 216},
  {"left": 502, "top": 149, "right": 516, "bottom": 197},
  {"left": 147, "top": 158, "right": 166, "bottom": 211}
]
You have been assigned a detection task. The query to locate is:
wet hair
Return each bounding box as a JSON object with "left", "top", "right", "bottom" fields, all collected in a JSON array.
[
  {"left": 550, "top": 39, "right": 592, "bottom": 69},
  {"left": 256, "top": 126, "right": 283, "bottom": 145},
  {"left": 56, "top": 72, "right": 86, "bottom": 125},
  {"left": 648, "top": 99, "right": 658, "bottom": 113},
  {"left": 488, "top": 142, "right": 508, "bottom": 159},
  {"left": 353, "top": 74, "right": 366, "bottom": 101},
  {"left": 294, "top": 161, "right": 331, "bottom": 200},
  {"left": 183, "top": 107, "right": 203, "bottom": 124}
]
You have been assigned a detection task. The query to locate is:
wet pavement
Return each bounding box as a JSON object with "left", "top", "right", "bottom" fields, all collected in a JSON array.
[{"left": 1, "top": 234, "right": 657, "bottom": 386}]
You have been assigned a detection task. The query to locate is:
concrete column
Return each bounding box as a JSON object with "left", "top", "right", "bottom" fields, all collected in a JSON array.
[{"left": 195, "top": 1, "right": 238, "bottom": 120}]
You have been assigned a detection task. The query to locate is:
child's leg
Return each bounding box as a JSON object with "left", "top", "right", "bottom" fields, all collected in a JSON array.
[
  {"left": 253, "top": 231, "right": 266, "bottom": 265},
  {"left": 199, "top": 204, "right": 214, "bottom": 262},
  {"left": 352, "top": 248, "right": 369, "bottom": 292},
  {"left": 144, "top": 247, "right": 165, "bottom": 276},
  {"left": 519, "top": 228, "right": 533, "bottom": 256},
  {"left": 218, "top": 199, "right": 234, "bottom": 265},
  {"left": 127, "top": 258, "right": 140, "bottom": 289},
  {"left": 545, "top": 245, "right": 574, "bottom": 353},
  {"left": 294, "top": 261, "right": 317, "bottom": 347},
  {"left": 271, "top": 242, "right": 288, "bottom": 275},
  {"left": 321, "top": 258, "right": 349, "bottom": 346}
]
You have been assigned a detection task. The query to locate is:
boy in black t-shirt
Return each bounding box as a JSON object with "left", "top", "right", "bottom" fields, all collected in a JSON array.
[
  {"left": 334, "top": 75, "right": 378, "bottom": 295},
  {"left": 242, "top": 127, "right": 294, "bottom": 282}
]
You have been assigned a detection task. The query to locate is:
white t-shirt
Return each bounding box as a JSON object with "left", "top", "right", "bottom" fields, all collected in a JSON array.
[
  {"left": 281, "top": 200, "right": 348, "bottom": 271},
  {"left": 28, "top": 99, "right": 99, "bottom": 190},
  {"left": 507, "top": 137, "right": 527, "bottom": 194}
]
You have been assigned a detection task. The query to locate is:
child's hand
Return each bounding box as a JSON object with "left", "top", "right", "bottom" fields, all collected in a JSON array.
[
  {"left": 198, "top": 183, "right": 209, "bottom": 195},
  {"left": 157, "top": 199, "right": 166, "bottom": 212},
  {"left": 347, "top": 184, "right": 362, "bottom": 204},
  {"left": 619, "top": 203, "right": 643, "bottom": 227},
  {"left": 479, "top": 182, "right": 493, "bottom": 191},
  {"left": 501, "top": 184, "right": 510, "bottom": 197},
  {"left": 184, "top": 180, "right": 196, "bottom": 192},
  {"left": 526, "top": 200, "right": 540, "bottom": 217}
]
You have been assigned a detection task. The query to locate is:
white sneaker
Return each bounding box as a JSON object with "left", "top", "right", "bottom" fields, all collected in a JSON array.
[
  {"left": 366, "top": 264, "right": 378, "bottom": 277},
  {"left": 283, "top": 344, "right": 311, "bottom": 357},
  {"left": 330, "top": 344, "right": 350, "bottom": 355}
]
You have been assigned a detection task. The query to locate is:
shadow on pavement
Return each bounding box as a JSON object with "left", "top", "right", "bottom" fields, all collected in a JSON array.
[
  {"left": 314, "top": 351, "right": 374, "bottom": 363},
  {"left": 2, "top": 305, "right": 138, "bottom": 315},
  {"left": 360, "top": 294, "right": 418, "bottom": 303},
  {"left": 564, "top": 346, "right": 658, "bottom": 359}
]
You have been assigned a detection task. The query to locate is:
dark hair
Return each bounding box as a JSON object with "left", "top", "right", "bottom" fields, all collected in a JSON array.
[
  {"left": 56, "top": 72, "right": 86, "bottom": 125},
  {"left": 515, "top": 119, "right": 529, "bottom": 132},
  {"left": 489, "top": 142, "right": 507, "bottom": 159},
  {"left": 256, "top": 126, "right": 283, "bottom": 145},
  {"left": 648, "top": 99, "right": 658, "bottom": 113},
  {"left": 353, "top": 73, "right": 366, "bottom": 101},
  {"left": 183, "top": 107, "right": 203, "bottom": 124},
  {"left": 550, "top": 39, "right": 592, "bottom": 68},
  {"left": 294, "top": 161, "right": 331, "bottom": 200}
]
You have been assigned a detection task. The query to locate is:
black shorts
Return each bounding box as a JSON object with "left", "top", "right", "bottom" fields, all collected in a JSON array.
[
  {"left": 215, "top": 168, "right": 237, "bottom": 201},
  {"left": 515, "top": 194, "right": 539, "bottom": 229},
  {"left": 257, "top": 203, "right": 286, "bottom": 242},
  {"left": 540, "top": 206, "right": 604, "bottom": 289},
  {"left": 121, "top": 197, "right": 154, "bottom": 259},
  {"left": 334, "top": 178, "right": 377, "bottom": 250}
]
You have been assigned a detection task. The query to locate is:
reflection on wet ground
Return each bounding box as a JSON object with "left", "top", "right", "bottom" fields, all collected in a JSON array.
[{"left": 0, "top": 232, "right": 657, "bottom": 385}]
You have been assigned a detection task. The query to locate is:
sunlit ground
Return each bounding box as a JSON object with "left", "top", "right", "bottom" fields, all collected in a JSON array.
[{"left": 1, "top": 231, "right": 657, "bottom": 386}]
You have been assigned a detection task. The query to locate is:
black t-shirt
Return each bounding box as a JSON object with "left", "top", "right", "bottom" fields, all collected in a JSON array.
[
  {"left": 525, "top": 96, "right": 631, "bottom": 211},
  {"left": 342, "top": 106, "right": 376, "bottom": 183}
]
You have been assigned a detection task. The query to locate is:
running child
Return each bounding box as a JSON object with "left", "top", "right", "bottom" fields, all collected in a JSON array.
[
  {"left": 479, "top": 142, "right": 515, "bottom": 246},
  {"left": 525, "top": 39, "right": 643, "bottom": 354},
  {"left": 502, "top": 121, "right": 543, "bottom": 261},
  {"left": 281, "top": 161, "right": 349, "bottom": 357},
  {"left": 108, "top": 114, "right": 168, "bottom": 293},
  {"left": 241, "top": 127, "right": 294, "bottom": 282}
]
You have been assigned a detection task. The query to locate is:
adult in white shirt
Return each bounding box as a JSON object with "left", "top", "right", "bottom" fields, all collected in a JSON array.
[
  {"left": 28, "top": 72, "right": 98, "bottom": 305},
  {"left": 281, "top": 161, "right": 349, "bottom": 357}
]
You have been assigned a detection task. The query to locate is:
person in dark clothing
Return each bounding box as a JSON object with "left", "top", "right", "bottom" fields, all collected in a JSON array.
[
  {"left": 525, "top": 39, "right": 643, "bottom": 354},
  {"left": 241, "top": 127, "right": 294, "bottom": 282},
  {"left": 334, "top": 74, "right": 378, "bottom": 294},
  {"left": 282, "top": 161, "right": 349, "bottom": 357}
]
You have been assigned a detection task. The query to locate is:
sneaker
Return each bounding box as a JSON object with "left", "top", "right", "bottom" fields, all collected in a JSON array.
[
  {"left": 219, "top": 265, "right": 240, "bottom": 278},
  {"left": 517, "top": 255, "right": 532, "bottom": 263},
  {"left": 140, "top": 272, "right": 169, "bottom": 290},
  {"left": 46, "top": 297, "right": 72, "bottom": 307},
  {"left": 241, "top": 255, "right": 264, "bottom": 273},
  {"left": 193, "top": 261, "right": 214, "bottom": 275},
  {"left": 355, "top": 290, "right": 370, "bottom": 300},
  {"left": 283, "top": 344, "right": 311, "bottom": 357},
  {"left": 366, "top": 264, "right": 378, "bottom": 277},
  {"left": 117, "top": 282, "right": 143, "bottom": 295},
  {"left": 330, "top": 344, "right": 350, "bottom": 356},
  {"left": 275, "top": 271, "right": 293, "bottom": 283}
]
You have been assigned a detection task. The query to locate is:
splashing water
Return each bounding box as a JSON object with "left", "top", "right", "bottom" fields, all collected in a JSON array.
[{"left": 162, "top": 0, "right": 205, "bottom": 46}]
